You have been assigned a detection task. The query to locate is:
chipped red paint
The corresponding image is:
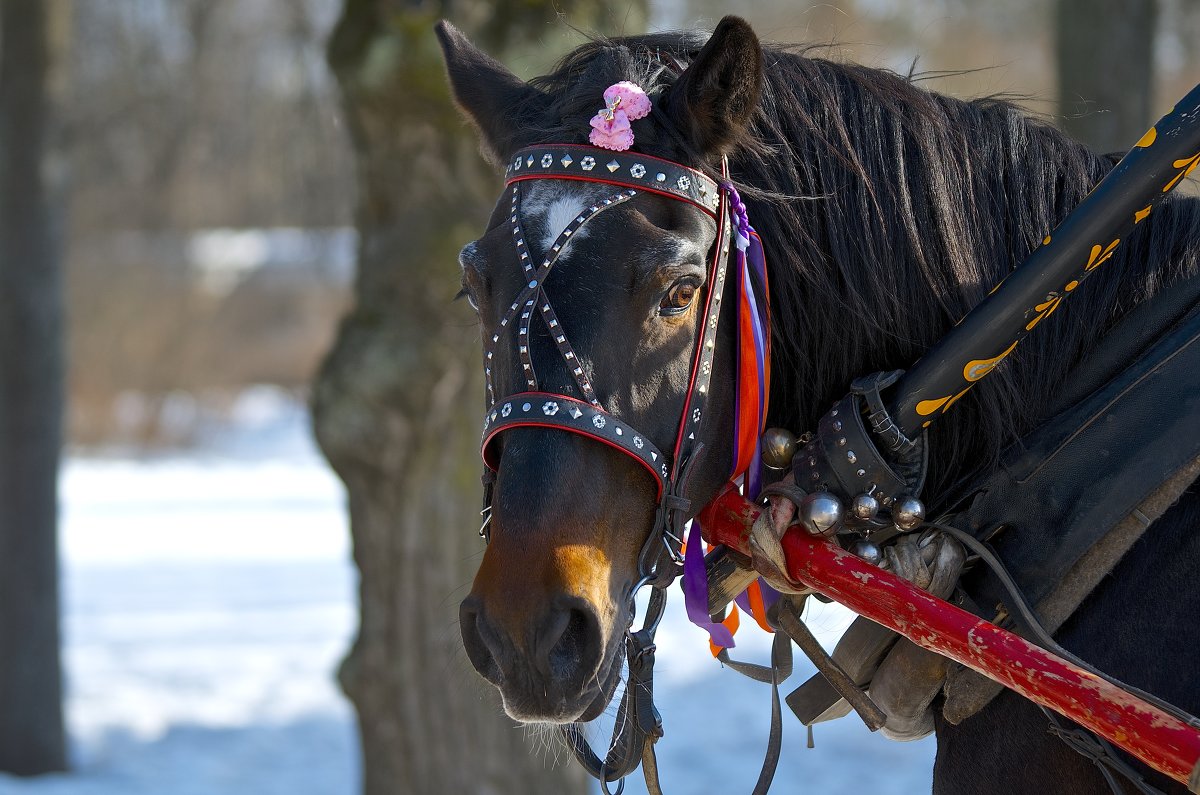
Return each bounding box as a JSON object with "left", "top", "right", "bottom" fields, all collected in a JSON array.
[{"left": 699, "top": 487, "right": 1200, "bottom": 788}]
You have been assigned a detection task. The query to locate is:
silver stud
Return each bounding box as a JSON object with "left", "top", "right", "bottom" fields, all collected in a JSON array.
[
  {"left": 607, "top": 160, "right": 620, "bottom": 173},
  {"left": 655, "top": 172, "right": 666, "bottom": 182},
  {"left": 847, "top": 451, "right": 857, "bottom": 464},
  {"left": 832, "top": 420, "right": 843, "bottom": 432},
  {"left": 581, "top": 156, "right": 596, "bottom": 171},
  {"left": 560, "top": 154, "right": 573, "bottom": 167},
  {"left": 522, "top": 402, "right": 532, "bottom": 411},
  {"left": 540, "top": 154, "right": 553, "bottom": 167},
  {"left": 837, "top": 437, "right": 847, "bottom": 447},
  {"left": 526, "top": 155, "right": 534, "bottom": 167},
  {"left": 678, "top": 175, "right": 691, "bottom": 190},
  {"left": 630, "top": 164, "right": 646, "bottom": 178}
]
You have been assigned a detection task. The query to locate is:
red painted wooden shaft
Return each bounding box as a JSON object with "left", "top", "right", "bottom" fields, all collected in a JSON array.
[{"left": 698, "top": 488, "right": 1200, "bottom": 788}]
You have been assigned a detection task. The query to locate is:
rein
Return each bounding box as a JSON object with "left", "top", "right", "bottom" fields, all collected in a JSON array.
[{"left": 478, "top": 143, "right": 768, "bottom": 790}]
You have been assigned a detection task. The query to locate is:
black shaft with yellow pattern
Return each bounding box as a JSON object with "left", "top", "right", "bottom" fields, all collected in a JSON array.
[{"left": 889, "top": 82, "right": 1200, "bottom": 442}]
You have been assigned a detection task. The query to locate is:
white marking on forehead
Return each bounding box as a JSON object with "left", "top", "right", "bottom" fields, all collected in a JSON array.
[{"left": 519, "top": 181, "right": 617, "bottom": 259}]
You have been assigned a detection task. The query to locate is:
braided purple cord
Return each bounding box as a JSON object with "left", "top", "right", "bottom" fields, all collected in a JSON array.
[{"left": 721, "top": 182, "right": 752, "bottom": 240}]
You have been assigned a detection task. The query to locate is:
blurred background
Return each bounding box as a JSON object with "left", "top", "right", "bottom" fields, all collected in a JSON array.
[{"left": 0, "top": 1, "right": 1194, "bottom": 793}]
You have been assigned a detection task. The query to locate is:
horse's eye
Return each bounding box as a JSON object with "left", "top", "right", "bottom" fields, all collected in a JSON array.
[
  {"left": 456, "top": 284, "right": 480, "bottom": 312},
  {"left": 659, "top": 280, "right": 699, "bottom": 316}
]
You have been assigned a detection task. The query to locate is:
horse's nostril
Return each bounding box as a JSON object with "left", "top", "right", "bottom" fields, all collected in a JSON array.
[
  {"left": 542, "top": 601, "right": 603, "bottom": 683},
  {"left": 460, "top": 597, "right": 503, "bottom": 686}
]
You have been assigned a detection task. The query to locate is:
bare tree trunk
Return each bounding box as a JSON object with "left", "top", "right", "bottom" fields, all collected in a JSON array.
[
  {"left": 0, "top": 0, "right": 67, "bottom": 776},
  {"left": 312, "top": 1, "right": 643, "bottom": 793},
  {"left": 1056, "top": 0, "right": 1158, "bottom": 153}
]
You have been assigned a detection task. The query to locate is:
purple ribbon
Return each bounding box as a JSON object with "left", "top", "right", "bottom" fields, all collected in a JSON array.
[
  {"left": 682, "top": 518, "right": 735, "bottom": 648},
  {"left": 681, "top": 184, "right": 777, "bottom": 649}
]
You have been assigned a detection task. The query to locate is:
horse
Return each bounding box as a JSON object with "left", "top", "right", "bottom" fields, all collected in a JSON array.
[{"left": 436, "top": 15, "right": 1200, "bottom": 793}]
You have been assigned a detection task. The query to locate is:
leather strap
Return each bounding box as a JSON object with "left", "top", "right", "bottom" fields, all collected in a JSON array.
[
  {"left": 483, "top": 391, "right": 671, "bottom": 491},
  {"left": 505, "top": 144, "right": 721, "bottom": 218}
]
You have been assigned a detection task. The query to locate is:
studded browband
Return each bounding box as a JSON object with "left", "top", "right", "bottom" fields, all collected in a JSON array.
[{"left": 504, "top": 144, "right": 722, "bottom": 218}]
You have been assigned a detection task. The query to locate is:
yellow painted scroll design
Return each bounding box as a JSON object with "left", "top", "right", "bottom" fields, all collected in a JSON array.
[
  {"left": 963, "top": 340, "right": 1019, "bottom": 382},
  {"left": 915, "top": 395, "right": 950, "bottom": 416},
  {"left": 1085, "top": 239, "right": 1120, "bottom": 272},
  {"left": 915, "top": 384, "right": 975, "bottom": 427},
  {"left": 1026, "top": 294, "right": 1063, "bottom": 332},
  {"left": 1163, "top": 153, "right": 1200, "bottom": 194}
]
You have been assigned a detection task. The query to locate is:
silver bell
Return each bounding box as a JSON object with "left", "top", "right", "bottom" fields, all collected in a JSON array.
[
  {"left": 799, "top": 492, "right": 843, "bottom": 537},
  {"left": 851, "top": 540, "right": 881, "bottom": 565},
  {"left": 851, "top": 493, "right": 880, "bottom": 520},
  {"left": 760, "top": 427, "right": 798, "bottom": 469},
  {"left": 893, "top": 496, "right": 926, "bottom": 531}
]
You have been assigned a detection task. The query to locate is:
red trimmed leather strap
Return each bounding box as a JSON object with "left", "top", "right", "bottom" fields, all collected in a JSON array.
[
  {"left": 505, "top": 144, "right": 721, "bottom": 218},
  {"left": 482, "top": 392, "right": 670, "bottom": 497}
]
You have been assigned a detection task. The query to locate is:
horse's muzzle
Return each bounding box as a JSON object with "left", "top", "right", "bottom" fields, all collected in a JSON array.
[{"left": 460, "top": 593, "right": 610, "bottom": 723}]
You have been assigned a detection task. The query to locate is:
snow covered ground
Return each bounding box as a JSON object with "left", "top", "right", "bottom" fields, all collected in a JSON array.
[{"left": 0, "top": 391, "right": 934, "bottom": 794}]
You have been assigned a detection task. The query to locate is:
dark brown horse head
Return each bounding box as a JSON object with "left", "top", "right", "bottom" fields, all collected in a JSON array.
[{"left": 436, "top": 17, "right": 763, "bottom": 723}]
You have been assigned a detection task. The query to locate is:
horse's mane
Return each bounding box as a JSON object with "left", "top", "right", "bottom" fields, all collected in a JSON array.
[{"left": 527, "top": 31, "right": 1200, "bottom": 499}]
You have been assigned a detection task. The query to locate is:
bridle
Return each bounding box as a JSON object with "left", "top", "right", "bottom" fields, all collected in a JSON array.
[
  {"left": 476, "top": 142, "right": 749, "bottom": 790},
  {"left": 480, "top": 143, "right": 733, "bottom": 569}
]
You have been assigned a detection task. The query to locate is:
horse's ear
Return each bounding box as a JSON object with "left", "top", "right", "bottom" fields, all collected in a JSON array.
[
  {"left": 663, "top": 16, "right": 763, "bottom": 156},
  {"left": 435, "top": 21, "right": 546, "bottom": 167}
]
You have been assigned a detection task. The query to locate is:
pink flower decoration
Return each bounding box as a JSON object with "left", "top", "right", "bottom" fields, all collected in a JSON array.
[
  {"left": 590, "top": 109, "right": 634, "bottom": 151},
  {"left": 604, "top": 82, "right": 652, "bottom": 120},
  {"left": 588, "top": 81, "right": 651, "bottom": 151}
]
